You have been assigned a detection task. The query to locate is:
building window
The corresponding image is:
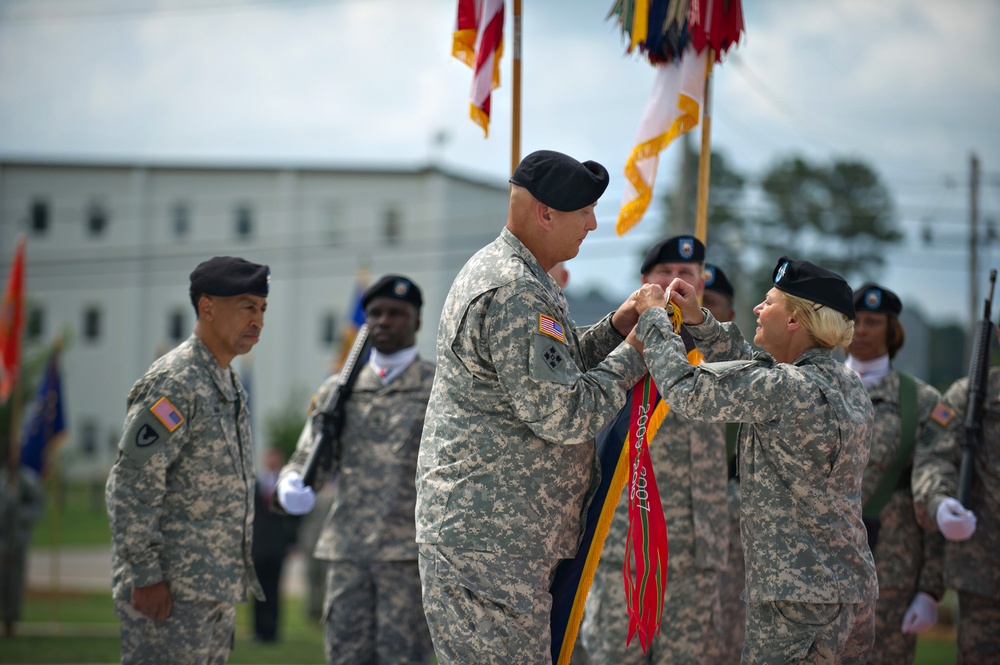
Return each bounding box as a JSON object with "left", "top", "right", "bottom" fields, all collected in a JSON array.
[
  {"left": 83, "top": 305, "right": 102, "bottom": 342},
  {"left": 172, "top": 202, "right": 190, "bottom": 238},
  {"left": 26, "top": 305, "right": 44, "bottom": 342},
  {"left": 80, "top": 419, "right": 99, "bottom": 456},
  {"left": 321, "top": 312, "right": 337, "bottom": 345},
  {"left": 234, "top": 205, "right": 254, "bottom": 240},
  {"left": 323, "top": 202, "right": 345, "bottom": 245},
  {"left": 168, "top": 309, "right": 187, "bottom": 343},
  {"left": 383, "top": 207, "right": 401, "bottom": 245},
  {"left": 87, "top": 200, "right": 108, "bottom": 237},
  {"left": 30, "top": 199, "right": 49, "bottom": 235}
]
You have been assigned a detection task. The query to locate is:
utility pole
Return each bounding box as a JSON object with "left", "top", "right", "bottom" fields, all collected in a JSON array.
[{"left": 968, "top": 153, "right": 980, "bottom": 364}]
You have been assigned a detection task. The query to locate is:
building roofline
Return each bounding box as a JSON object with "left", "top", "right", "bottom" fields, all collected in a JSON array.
[{"left": 0, "top": 153, "right": 508, "bottom": 191}]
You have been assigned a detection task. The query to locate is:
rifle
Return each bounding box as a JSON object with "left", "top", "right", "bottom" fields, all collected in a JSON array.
[
  {"left": 301, "top": 323, "right": 371, "bottom": 489},
  {"left": 958, "top": 269, "right": 997, "bottom": 507}
]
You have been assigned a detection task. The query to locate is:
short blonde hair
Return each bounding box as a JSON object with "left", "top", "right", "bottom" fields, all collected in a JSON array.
[{"left": 782, "top": 292, "right": 855, "bottom": 349}]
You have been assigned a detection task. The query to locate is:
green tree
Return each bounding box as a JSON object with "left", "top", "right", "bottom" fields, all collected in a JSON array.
[{"left": 753, "top": 155, "right": 902, "bottom": 297}]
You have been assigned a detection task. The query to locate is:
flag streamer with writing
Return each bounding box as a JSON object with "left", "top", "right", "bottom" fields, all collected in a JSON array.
[{"left": 551, "top": 306, "right": 702, "bottom": 664}]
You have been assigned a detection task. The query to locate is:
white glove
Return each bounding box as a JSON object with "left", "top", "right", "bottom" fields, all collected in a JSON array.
[
  {"left": 276, "top": 472, "right": 316, "bottom": 515},
  {"left": 936, "top": 497, "right": 977, "bottom": 541},
  {"left": 901, "top": 591, "right": 938, "bottom": 634}
]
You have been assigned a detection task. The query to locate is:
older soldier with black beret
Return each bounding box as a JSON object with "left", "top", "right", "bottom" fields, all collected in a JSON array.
[
  {"left": 106, "top": 256, "right": 269, "bottom": 665},
  {"left": 629, "top": 257, "right": 878, "bottom": 664},
  {"left": 276, "top": 274, "right": 435, "bottom": 665},
  {"left": 845, "top": 283, "right": 944, "bottom": 665},
  {"left": 415, "top": 149, "right": 648, "bottom": 663}
]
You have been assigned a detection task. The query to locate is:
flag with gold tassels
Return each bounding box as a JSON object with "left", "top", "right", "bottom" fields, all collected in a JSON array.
[
  {"left": 550, "top": 306, "right": 704, "bottom": 664},
  {"left": 452, "top": 0, "right": 505, "bottom": 137},
  {"left": 610, "top": 0, "right": 744, "bottom": 235}
]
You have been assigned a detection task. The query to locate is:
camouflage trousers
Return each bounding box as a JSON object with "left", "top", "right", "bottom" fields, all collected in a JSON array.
[
  {"left": 114, "top": 599, "right": 235, "bottom": 665},
  {"left": 417, "top": 543, "right": 558, "bottom": 665},
  {"left": 743, "top": 599, "right": 875, "bottom": 664},
  {"left": 957, "top": 590, "right": 1000, "bottom": 665},
  {"left": 718, "top": 481, "right": 746, "bottom": 665},
  {"left": 868, "top": 587, "right": 918, "bottom": 665},
  {"left": 580, "top": 559, "right": 724, "bottom": 665},
  {"left": 322, "top": 559, "right": 433, "bottom": 665}
]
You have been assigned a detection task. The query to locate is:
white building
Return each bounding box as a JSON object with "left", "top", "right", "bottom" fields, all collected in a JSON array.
[{"left": 0, "top": 157, "right": 509, "bottom": 479}]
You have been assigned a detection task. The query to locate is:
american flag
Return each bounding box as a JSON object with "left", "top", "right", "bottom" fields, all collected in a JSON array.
[
  {"left": 930, "top": 402, "right": 954, "bottom": 427},
  {"left": 151, "top": 397, "right": 184, "bottom": 432},
  {"left": 452, "top": 0, "right": 504, "bottom": 137},
  {"left": 539, "top": 314, "right": 565, "bottom": 343}
]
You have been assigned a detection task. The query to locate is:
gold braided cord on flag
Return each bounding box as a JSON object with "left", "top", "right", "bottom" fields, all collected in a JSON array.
[{"left": 615, "top": 92, "right": 700, "bottom": 236}]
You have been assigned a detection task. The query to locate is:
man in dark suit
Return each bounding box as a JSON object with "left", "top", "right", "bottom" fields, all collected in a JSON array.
[{"left": 252, "top": 446, "right": 298, "bottom": 642}]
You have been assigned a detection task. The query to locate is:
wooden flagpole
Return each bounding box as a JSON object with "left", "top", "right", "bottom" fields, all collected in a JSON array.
[
  {"left": 694, "top": 52, "right": 714, "bottom": 244},
  {"left": 510, "top": 0, "right": 522, "bottom": 174}
]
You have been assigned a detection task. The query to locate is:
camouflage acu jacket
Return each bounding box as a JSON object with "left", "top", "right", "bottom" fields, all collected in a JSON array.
[
  {"left": 284, "top": 359, "right": 434, "bottom": 562},
  {"left": 415, "top": 228, "right": 647, "bottom": 559},
  {"left": 912, "top": 368, "right": 1000, "bottom": 599},
  {"left": 861, "top": 370, "right": 944, "bottom": 597},
  {"left": 106, "top": 335, "right": 262, "bottom": 603},
  {"left": 637, "top": 308, "right": 878, "bottom": 604}
]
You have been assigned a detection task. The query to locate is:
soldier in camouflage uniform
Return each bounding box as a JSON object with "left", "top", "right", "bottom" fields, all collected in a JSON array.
[
  {"left": 630, "top": 256, "right": 878, "bottom": 664},
  {"left": 700, "top": 264, "right": 745, "bottom": 665},
  {"left": 581, "top": 238, "right": 730, "bottom": 665},
  {"left": 845, "top": 283, "right": 944, "bottom": 664},
  {"left": 276, "top": 274, "right": 434, "bottom": 665},
  {"left": 912, "top": 326, "right": 1000, "bottom": 665},
  {"left": 415, "top": 150, "right": 648, "bottom": 664},
  {"left": 0, "top": 465, "right": 45, "bottom": 638},
  {"left": 105, "top": 256, "right": 269, "bottom": 665}
]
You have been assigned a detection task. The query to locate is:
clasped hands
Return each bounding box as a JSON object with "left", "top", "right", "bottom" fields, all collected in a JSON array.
[{"left": 613, "top": 278, "right": 703, "bottom": 352}]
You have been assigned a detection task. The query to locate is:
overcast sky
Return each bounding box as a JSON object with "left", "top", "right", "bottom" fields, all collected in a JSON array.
[{"left": 1, "top": 0, "right": 998, "bottom": 327}]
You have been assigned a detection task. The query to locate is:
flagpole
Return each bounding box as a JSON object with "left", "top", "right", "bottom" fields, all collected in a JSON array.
[
  {"left": 510, "top": 0, "right": 522, "bottom": 174},
  {"left": 694, "top": 52, "right": 714, "bottom": 244}
]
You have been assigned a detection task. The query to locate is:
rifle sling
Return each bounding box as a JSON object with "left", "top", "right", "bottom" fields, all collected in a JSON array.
[{"left": 863, "top": 371, "right": 918, "bottom": 519}]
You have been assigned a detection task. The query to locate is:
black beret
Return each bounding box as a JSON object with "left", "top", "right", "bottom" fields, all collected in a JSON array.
[
  {"left": 190, "top": 256, "right": 270, "bottom": 298},
  {"left": 703, "top": 263, "right": 734, "bottom": 299},
  {"left": 853, "top": 282, "right": 902, "bottom": 316},
  {"left": 641, "top": 235, "right": 706, "bottom": 273},
  {"left": 772, "top": 256, "right": 855, "bottom": 320},
  {"left": 509, "top": 149, "right": 610, "bottom": 212},
  {"left": 361, "top": 274, "right": 423, "bottom": 311}
]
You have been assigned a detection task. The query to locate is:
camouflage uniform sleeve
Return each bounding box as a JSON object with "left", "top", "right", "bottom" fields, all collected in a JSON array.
[
  {"left": 915, "top": 381, "right": 946, "bottom": 599},
  {"left": 638, "top": 307, "right": 775, "bottom": 423},
  {"left": 575, "top": 312, "right": 628, "bottom": 370},
  {"left": 682, "top": 309, "right": 755, "bottom": 363},
  {"left": 108, "top": 376, "right": 192, "bottom": 588},
  {"left": 912, "top": 377, "right": 968, "bottom": 533},
  {"left": 280, "top": 375, "right": 340, "bottom": 488},
  {"left": 489, "top": 289, "right": 646, "bottom": 445}
]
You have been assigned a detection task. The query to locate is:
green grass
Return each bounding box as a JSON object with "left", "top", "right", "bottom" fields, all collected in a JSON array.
[
  {"left": 32, "top": 479, "right": 111, "bottom": 548},
  {"left": 17, "top": 483, "right": 959, "bottom": 664},
  {"left": 1, "top": 591, "right": 326, "bottom": 664}
]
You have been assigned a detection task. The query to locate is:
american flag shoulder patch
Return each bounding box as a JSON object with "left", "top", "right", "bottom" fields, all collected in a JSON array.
[
  {"left": 150, "top": 397, "right": 184, "bottom": 432},
  {"left": 538, "top": 314, "right": 565, "bottom": 343},
  {"left": 930, "top": 402, "right": 955, "bottom": 427}
]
